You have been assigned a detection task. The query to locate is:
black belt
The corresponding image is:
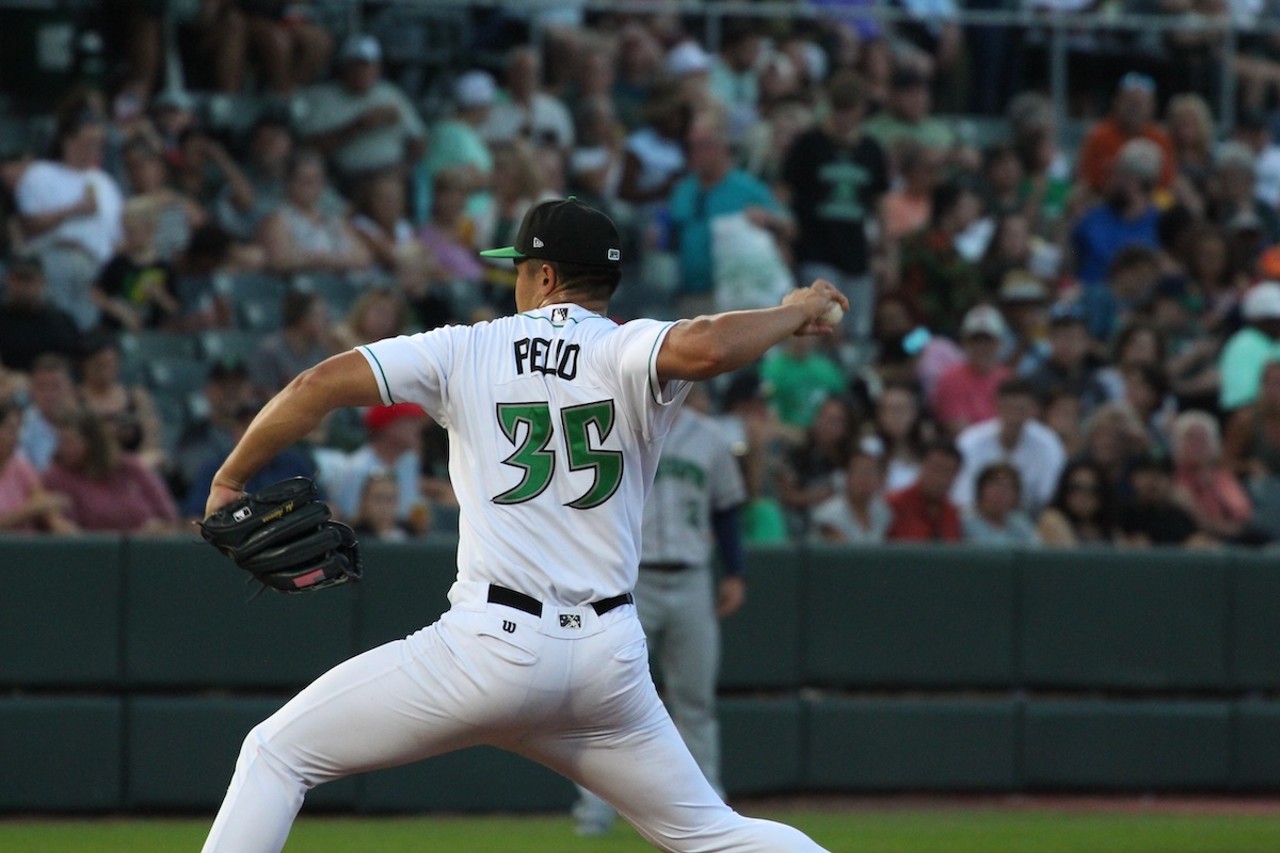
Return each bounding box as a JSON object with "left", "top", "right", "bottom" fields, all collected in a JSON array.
[
  {"left": 640, "top": 562, "right": 692, "bottom": 572},
  {"left": 487, "top": 584, "right": 634, "bottom": 618}
]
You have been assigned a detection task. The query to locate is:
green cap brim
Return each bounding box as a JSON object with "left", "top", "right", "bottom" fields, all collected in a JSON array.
[{"left": 479, "top": 246, "right": 527, "bottom": 259}]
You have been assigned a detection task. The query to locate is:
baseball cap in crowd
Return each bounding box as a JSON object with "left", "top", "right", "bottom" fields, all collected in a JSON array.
[
  {"left": 480, "top": 197, "right": 622, "bottom": 268},
  {"left": 1217, "top": 140, "right": 1257, "bottom": 174},
  {"left": 1243, "top": 282, "right": 1280, "bottom": 321},
  {"left": 960, "top": 304, "right": 1008, "bottom": 338},
  {"left": 1114, "top": 138, "right": 1164, "bottom": 182},
  {"left": 1047, "top": 301, "right": 1087, "bottom": 327},
  {"left": 152, "top": 89, "right": 195, "bottom": 113},
  {"left": 453, "top": 70, "right": 497, "bottom": 109},
  {"left": 799, "top": 41, "right": 829, "bottom": 84},
  {"left": 340, "top": 34, "right": 382, "bottom": 64},
  {"left": 1118, "top": 71, "right": 1156, "bottom": 94},
  {"left": 998, "top": 269, "right": 1048, "bottom": 303},
  {"left": 364, "top": 402, "right": 427, "bottom": 432},
  {"left": 665, "top": 41, "right": 712, "bottom": 77}
]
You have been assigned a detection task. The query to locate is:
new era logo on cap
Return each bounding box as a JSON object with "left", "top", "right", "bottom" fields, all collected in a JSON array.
[{"left": 478, "top": 197, "right": 622, "bottom": 269}]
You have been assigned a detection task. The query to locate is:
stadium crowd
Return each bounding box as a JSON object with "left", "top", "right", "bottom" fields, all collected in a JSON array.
[{"left": 2, "top": 1, "right": 1280, "bottom": 550}]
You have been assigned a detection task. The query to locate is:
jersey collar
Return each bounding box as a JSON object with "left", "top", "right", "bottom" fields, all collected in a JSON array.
[{"left": 521, "top": 303, "right": 612, "bottom": 327}]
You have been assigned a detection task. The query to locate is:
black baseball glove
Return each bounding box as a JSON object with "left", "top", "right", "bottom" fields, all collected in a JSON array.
[{"left": 199, "top": 477, "right": 362, "bottom": 593}]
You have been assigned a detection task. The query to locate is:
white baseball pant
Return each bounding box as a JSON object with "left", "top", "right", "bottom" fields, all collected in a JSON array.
[{"left": 201, "top": 580, "right": 827, "bottom": 853}]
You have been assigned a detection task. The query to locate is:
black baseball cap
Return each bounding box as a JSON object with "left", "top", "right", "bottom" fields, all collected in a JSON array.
[{"left": 480, "top": 197, "right": 622, "bottom": 268}]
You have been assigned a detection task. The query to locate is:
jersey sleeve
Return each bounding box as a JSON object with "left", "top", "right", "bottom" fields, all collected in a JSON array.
[
  {"left": 591, "top": 319, "right": 691, "bottom": 443},
  {"left": 357, "top": 326, "right": 464, "bottom": 427}
]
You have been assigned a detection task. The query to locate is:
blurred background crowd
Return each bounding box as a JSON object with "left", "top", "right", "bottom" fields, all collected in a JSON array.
[{"left": 3, "top": 0, "right": 1280, "bottom": 550}]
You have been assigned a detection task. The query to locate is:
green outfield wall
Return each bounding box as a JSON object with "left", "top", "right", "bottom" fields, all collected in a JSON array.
[{"left": 3, "top": 536, "right": 1279, "bottom": 812}]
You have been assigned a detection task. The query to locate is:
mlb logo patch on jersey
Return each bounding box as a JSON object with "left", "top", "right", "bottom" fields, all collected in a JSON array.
[
  {"left": 552, "top": 307, "right": 568, "bottom": 323},
  {"left": 560, "top": 614, "right": 582, "bottom": 629}
]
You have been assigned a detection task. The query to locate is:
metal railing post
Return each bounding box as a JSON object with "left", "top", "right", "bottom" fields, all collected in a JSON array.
[
  {"left": 1220, "top": 24, "right": 1238, "bottom": 133},
  {"left": 1050, "top": 17, "right": 1068, "bottom": 130}
]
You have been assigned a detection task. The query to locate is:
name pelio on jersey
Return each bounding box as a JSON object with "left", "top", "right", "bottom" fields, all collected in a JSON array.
[{"left": 358, "top": 303, "right": 690, "bottom": 604}]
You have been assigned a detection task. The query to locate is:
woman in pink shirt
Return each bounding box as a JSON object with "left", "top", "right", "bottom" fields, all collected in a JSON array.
[
  {"left": 0, "top": 398, "right": 76, "bottom": 533},
  {"left": 41, "top": 407, "right": 179, "bottom": 533},
  {"left": 1170, "top": 409, "right": 1258, "bottom": 544}
]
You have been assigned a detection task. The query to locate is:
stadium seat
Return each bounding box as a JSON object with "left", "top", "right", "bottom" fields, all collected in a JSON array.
[
  {"left": 149, "top": 391, "right": 190, "bottom": 452},
  {"left": 211, "top": 271, "right": 289, "bottom": 304},
  {"left": 197, "top": 329, "right": 262, "bottom": 364},
  {"left": 291, "top": 271, "right": 362, "bottom": 317},
  {"left": 201, "top": 92, "right": 267, "bottom": 138},
  {"left": 118, "top": 331, "right": 199, "bottom": 362},
  {"left": 235, "top": 296, "right": 285, "bottom": 333},
  {"left": 145, "top": 357, "right": 210, "bottom": 395}
]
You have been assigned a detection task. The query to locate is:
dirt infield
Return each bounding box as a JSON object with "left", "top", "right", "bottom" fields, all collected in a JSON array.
[{"left": 734, "top": 792, "right": 1280, "bottom": 816}]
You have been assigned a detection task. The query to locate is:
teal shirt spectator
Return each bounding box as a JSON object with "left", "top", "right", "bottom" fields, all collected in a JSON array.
[
  {"left": 413, "top": 118, "right": 493, "bottom": 224},
  {"left": 668, "top": 169, "right": 783, "bottom": 296},
  {"left": 1219, "top": 327, "right": 1280, "bottom": 411}
]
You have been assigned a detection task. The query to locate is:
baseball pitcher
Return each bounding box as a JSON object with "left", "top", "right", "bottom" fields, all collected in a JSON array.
[{"left": 199, "top": 198, "right": 841, "bottom": 852}]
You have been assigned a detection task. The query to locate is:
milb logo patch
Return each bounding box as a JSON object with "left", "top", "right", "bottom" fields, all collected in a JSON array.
[{"left": 559, "top": 614, "right": 582, "bottom": 629}]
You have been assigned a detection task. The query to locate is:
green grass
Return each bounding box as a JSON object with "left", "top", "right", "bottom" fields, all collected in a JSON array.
[{"left": 3, "top": 809, "right": 1280, "bottom": 852}]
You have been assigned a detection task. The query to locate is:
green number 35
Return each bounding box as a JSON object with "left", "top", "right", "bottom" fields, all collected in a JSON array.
[{"left": 493, "top": 401, "right": 623, "bottom": 509}]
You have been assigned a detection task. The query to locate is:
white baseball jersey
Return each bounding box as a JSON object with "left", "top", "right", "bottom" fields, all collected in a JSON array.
[
  {"left": 641, "top": 410, "right": 746, "bottom": 566},
  {"left": 204, "top": 300, "right": 831, "bottom": 853},
  {"left": 358, "top": 303, "right": 690, "bottom": 604}
]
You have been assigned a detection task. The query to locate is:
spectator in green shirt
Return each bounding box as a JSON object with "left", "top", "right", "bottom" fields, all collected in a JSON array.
[
  {"left": 761, "top": 335, "right": 847, "bottom": 429},
  {"left": 863, "top": 66, "right": 955, "bottom": 158},
  {"left": 1220, "top": 282, "right": 1280, "bottom": 411}
]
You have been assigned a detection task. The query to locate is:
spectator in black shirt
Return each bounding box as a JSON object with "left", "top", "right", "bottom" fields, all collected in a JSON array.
[
  {"left": 1116, "top": 454, "right": 1213, "bottom": 548},
  {"left": 780, "top": 70, "right": 889, "bottom": 347},
  {"left": 0, "top": 255, "right": 80, "bottom": 372},
  {"left": 170, "top": 359, "right": 255, "bottom": 504},
  {"left": 1024, "top": 306, "right": 1110, "bottom": 417},
  {"left": 91, "top": 196, "right": 180, "bottom": 332}
]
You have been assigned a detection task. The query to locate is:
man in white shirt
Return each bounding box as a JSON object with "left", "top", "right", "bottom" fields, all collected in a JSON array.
[
  {"left": 482, "top": 46, "right": 575, "bottom": 151},
  {"left": 294, "top": 35, "right": 426, "bottom": 183},
  {"left": 1232, "top": 107, "right": 1280, "bottom": 209},
  {"left": 951, "top": 377, "right": 1066, "bottom": 513},
  {"left": 10, "top": 115, "right": 124, "bottom": 330}
]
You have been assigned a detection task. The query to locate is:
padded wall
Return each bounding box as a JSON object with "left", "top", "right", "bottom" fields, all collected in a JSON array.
[
  {"left": 1022, "top": 700, "right": 1232, "bottom": 789},
  {"left": 719, "top": 546, "right": 803, "bottom": 689},
  {"left": 124, "top": 539, "right": 358, "bottom": 687},
  {"left": 720, "top": 697, "right": 804, "bottom": 794},
  {"left": 805, "top": 698, "right": 1019, "bottom": 790},
  {"left": 0, "top": 697, "right": 122, "bottom": 810},
  {"left": 0, "top": 536, "right": 122, "bottom": 686},
  {"left": 803, "top": 546, "right": 1017, "bottom": 688},
  {"left": 1019, "top": 549, "right": 1229, "bottom": 690}
]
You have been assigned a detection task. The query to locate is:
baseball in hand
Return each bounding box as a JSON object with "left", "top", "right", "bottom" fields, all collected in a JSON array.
[{"left": 820, "top": 301, "right": 845, "bottom": 326}]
